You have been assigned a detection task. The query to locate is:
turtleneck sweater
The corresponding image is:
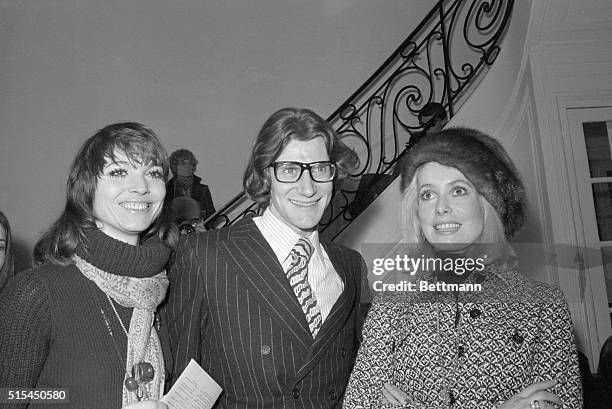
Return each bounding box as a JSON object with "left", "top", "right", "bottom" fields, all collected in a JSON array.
[{"left": 0, "top": 229, "right": 171, "bottom": 409}]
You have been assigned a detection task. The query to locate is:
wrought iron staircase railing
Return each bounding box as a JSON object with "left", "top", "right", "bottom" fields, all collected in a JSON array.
[{"left": 203, "top": 0, "right": 514, "bottom": 240}]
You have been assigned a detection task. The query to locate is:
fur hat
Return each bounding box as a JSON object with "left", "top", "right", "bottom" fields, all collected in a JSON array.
[{"left": 399, "top": 127, "right": 526, "bottom": 238}]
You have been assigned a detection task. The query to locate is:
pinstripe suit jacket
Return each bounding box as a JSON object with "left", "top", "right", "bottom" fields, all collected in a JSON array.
[{"left": 165, "top": 217, "right": 367, "bottom": 409}]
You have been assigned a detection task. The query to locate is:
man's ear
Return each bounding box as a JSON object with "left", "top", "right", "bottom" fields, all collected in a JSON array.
[{"left": 262, "top": 167, "right": 273, "bottom": 189}]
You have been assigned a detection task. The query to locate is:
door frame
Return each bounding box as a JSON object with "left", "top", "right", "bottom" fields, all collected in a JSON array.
[{"left": 553, "top": 98, "right": 612, "bottom": 368}]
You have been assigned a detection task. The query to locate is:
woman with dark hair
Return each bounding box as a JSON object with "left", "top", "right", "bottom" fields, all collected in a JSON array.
[
  {"left": 0, "top": 210, "right": 14, "bottom": 293},
  {"left": 343, "top": 127, "right": 582, "bottom": 409},
  {"left": 0, "top": 122, "right": 177, "bottom": 409}
]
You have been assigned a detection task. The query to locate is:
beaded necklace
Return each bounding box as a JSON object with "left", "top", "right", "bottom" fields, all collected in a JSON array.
[{"left": 88, "top": 281, "right": 156, "bottom": 401}]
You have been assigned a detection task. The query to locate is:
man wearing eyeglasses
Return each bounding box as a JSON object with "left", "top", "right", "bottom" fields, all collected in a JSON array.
[{"left": 165, "top": 107, "right": 369, "bottom": 409}]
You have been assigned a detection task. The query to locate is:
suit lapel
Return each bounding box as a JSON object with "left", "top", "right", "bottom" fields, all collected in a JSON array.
[
  {"left": 295, "top": 240, "right": 357, "bottom": 381},
  {"left": 220, "top": 218, "right": 313, "bottom": 351}
]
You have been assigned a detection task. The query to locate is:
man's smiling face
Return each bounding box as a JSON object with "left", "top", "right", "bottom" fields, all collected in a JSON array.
[{"left": 267, "top": 137, "right": 333, "bottom": 236}]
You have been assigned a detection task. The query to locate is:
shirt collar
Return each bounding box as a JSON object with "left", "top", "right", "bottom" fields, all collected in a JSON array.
[{"left": 254, "top": 207, "right": 322, "bottom": 265}]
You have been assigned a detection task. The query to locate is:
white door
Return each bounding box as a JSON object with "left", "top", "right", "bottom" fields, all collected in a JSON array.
[{"left": 567, "top": 106, "right": 612, "bottom": 371}]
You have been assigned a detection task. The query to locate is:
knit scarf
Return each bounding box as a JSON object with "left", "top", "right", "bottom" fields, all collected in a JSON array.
[
  {"left": 74, "top": 255, "right": 168, "bottom": 405},
  {"left": 72, "top": 228, "right": 171, "bottom": 405}
]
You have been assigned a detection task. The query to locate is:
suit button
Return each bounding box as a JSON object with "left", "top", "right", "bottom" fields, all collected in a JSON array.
[
  {"left": 329, "top": 390, "right": 337, "bottom": 400},
  {"left": 261, "top": 345, "right": 271, "bottom": 356},
  {"left": 469, "top": 308, "right": 481, "bottom": 319},
  {"left": 292, "top": 388, "right": 300, "bottom": 399},
  {"left": 340, "top": 348, "right": 347, "bottom": 358},
  {"left": 457, "top": 346, "right": 466, "bottom": 357}
]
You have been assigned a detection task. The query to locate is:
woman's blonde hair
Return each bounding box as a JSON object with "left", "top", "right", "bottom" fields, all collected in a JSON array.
[{"left": 400, "top": 165, "right": 511, "bottom": 262}]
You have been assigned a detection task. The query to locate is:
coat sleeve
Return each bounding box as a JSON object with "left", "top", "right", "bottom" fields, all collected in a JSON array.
[
  {"left": 343, "top": 295, "right": 406, "bottom": 409},
  {"left": 531, "top": 288, "right": 583, "bottom": 409},
  {"left": 0, "top": 272, "right": 52, "bottom": 409},
  {"left": 201, "top": 185, "right": 216, "bottom": 220},
  {"left": 164, "top": 235, "right": 208, "bottom": 384}
]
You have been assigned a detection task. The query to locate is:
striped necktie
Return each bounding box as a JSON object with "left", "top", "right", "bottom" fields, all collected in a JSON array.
[{"left": 285, "top": 237, "right": 323, "bottom": 338}]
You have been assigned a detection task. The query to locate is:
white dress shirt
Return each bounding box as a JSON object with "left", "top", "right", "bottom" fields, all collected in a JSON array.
[{"left": 253, "top": 208, "right": 344, "bottom": 321}]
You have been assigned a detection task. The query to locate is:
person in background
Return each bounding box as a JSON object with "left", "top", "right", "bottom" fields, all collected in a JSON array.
[
  {"left": 576, "top": 350, "right": 595, "bottom": 409},
  {"left": 406, "top": 102, "right": 448, "bottom": 150},
  {"left": 587, "top": 336, "right": 612, "bottom": 408},
  {"left": 343, "top": 127, "right": 582, "bottom": 409},
  {"left": 165, "top": 107, "right": 368, "bottom": 408},
  {"left": 168, "top": 196, "right": 206, "bottom": 235},
  {"left": 0, "top": 210, "right": 14, "bottom": 294},
  {"left": 0, "top": 122, "right": 177, "bottom": 409},
  {"left": 349, "top": 103, "right": 448, "bottom": 217},
  {"left": 165, "top": 148, "right": 216, "bottom": 225},
  {"left": 392, "top": 102, "right": 448, "bottom": 179},
  {"left": 598, "top": 335, "right": 612, "bottom": 381}
]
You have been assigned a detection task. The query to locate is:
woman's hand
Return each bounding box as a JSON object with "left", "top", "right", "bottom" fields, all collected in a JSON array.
[
  {"left": 122, "top": 401, "right": 168, "bottom": 409},
  {"left": 382, "top": 383, "right": 412, "bottom": 406},
  {"left": 382, "top": 380, "right": 562, "bottom": 408},
  {"left": 497, "top": 380, "right": 562, "bottom": 409}
]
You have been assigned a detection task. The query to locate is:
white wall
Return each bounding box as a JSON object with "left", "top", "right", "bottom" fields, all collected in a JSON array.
[{"left": 0, "top": 0, "right": 432, "bottom": 270}]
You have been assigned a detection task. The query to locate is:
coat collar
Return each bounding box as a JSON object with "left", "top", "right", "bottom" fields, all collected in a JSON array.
[{"left": 220, "top": 218, "right": 312, "bottom": 350}]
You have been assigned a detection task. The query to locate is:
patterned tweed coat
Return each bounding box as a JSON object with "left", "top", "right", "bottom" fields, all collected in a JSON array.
[{"left": 343, "top": 265, "right": 583, "bottom": 409}]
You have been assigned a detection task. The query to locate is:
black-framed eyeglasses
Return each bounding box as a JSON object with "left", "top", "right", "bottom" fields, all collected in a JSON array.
[{"left": 270, "top": 161, "right": 337, "bottom": 183}]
